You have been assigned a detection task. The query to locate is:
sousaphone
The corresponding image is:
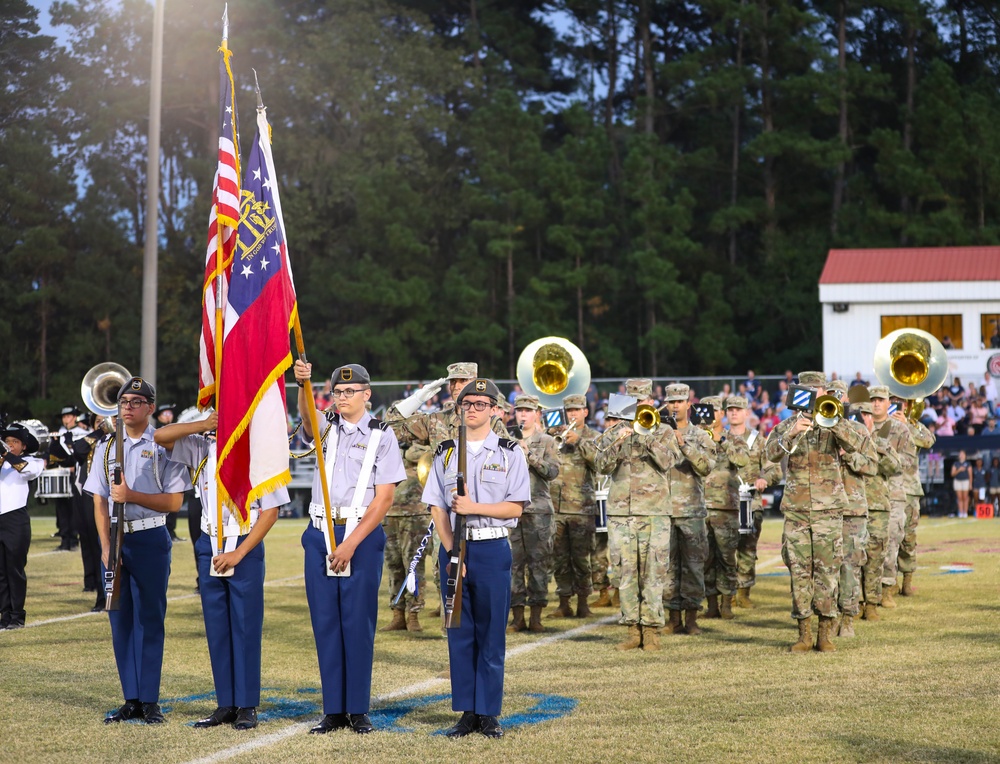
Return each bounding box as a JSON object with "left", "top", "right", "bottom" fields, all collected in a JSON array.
[{"left": 515, "top": 337, "right": 591, "bottom": 410}]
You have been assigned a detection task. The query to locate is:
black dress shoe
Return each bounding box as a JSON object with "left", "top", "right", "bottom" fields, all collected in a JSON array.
[
  {"left": 444, "top": 711, "right": 480, "bottom": 738},
  {"left": 347, "top": 713, "right": 373, "bottom": 734},
  {"left": 91, "top": 602, "right": 105, "bottom": 613},
  {"left": 193, "top": 706, "right": 237, "bottom": 728},
  {"left": 83, "top": 586, "right": 97, "bottom": 593},
  {"left": 477, "top": 715, "right": 503, "bottom": 738},
  {"left": 142, "top": 702, "right": 165, "bottom": 724},
  {"left": 233, "top": 707, "right": 258, "bottom": 730},
  {"left": 104, "top": 699, "right": 143, "bottom": 724},
  {"left": 309, "top": 713, "right": 349, "bottom": 734}
]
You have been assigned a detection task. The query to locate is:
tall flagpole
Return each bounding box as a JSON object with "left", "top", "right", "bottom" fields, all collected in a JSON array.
[{"left": 214, "top": 6, "right": 230, "bottom": 561}]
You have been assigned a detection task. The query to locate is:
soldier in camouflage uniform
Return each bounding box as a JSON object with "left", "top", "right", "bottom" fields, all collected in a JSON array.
[
  {"left": 508, "top": 394, "right": 560, "bottom": 633},
  {"left": 663, "top": 383, "right": 716, "bottom": 636},
  {"left": 729, "top": 398, "right": 781, "bottom": 609},
  {"left": 381, "top": 406, "right": 433, "bottom": 633},
  {"left": 868, "top": 386, "right": 918, "bottom": 609},
  {"left": 827, "top": 379, "right": 877, "bottom": 638},
  {"left": 850, "top": 400, "right": 900, "bottom": 622},
  {"left": 898, "top": 412, "right": 935, "bottom": 596},
  {"left": 394, "top": 362, "right": 509, "bottom": 617},
  {"left": 548, "top": 394, "right": 600, "bottom": 619},
  {"left": 701, "top": 396, "right": 749, "bottom": 620},
  {"left": 594, "top": 378, "right": 680, "bottom": 652},
  {"left": 764, "top": 371, "right": 865, "bottom": 653}
]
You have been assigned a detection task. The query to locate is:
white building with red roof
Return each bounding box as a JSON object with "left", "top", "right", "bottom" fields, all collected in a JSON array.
[{"left": 819, "top": 247, "right": 1000, "bottom": 384}]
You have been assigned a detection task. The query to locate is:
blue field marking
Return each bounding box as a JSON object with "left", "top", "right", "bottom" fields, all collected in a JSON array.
[{"left": 501, "top": 693, "right": 578, "bottom": 728}]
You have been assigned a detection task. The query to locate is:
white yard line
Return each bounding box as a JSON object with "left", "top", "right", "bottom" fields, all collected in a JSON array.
[{"left": 182, "top": 616, "right": 619, "bottom": 764}]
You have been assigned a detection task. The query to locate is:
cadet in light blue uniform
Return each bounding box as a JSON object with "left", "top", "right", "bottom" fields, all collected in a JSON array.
[
  {"left": 293, "top": 361, "right": 405, "bottom": 735},
  {"left": 154, "top": 411, "right": 287, "bottom": 731},
  {"left": 83, "top": 377, "right": 191, "bottom": 725},
  {"left": 421, "top": 378, "right": 530, "bottom": 740}
]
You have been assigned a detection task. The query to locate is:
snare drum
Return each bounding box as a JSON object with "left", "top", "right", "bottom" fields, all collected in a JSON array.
[{"left": 36, "top": 468, "right": 73, "bottom": 499}]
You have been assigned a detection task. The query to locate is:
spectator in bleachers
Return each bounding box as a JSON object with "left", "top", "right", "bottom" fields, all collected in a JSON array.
[
  {"left": 759, "top": 407, "right": 779, "bottom": 434},
  {"left": 982, "top": 373, "right": 997, "bottom": 415},
  {"left": 989, "top": 324, "right": 1000, "bottom": 348},
  {"left": 743, "top": 370, "right": 759, "bottom": 400},
  {"left": 946, "top": 377, "right": 965, "bottom": 405},
  {"left": 935, "top": 406, "right": 956, "bottom": 437},
  {"left": 982, "top": 416, "right": 1000, "bottom": 437},
  {"left": 968, "top": 397, "right": 989, "bottom": 435},
  {"left": 849, "top": 371, "right": 869, "bottom": 388},
  {"left": 942, "top": 335, "right": 955, "bottom": 349}
]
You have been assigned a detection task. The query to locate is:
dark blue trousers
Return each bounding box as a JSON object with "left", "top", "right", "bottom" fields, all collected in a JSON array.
[
  {"left": 105, "top": 525, "right": 171, "bottom": 703},
  {"left": 302, "top": 522, "right": 385, "bottom": 715},
  {"left": 195, "top": 533, "right": 265, "bottom": 708},
  {"left": 439, "top": 538, "right": 511, "bottom": 717}
]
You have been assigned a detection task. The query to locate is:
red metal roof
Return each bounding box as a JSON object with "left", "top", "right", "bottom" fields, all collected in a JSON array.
[{"left": 820, "top": 247, "right": 1000, "bottom": 284}]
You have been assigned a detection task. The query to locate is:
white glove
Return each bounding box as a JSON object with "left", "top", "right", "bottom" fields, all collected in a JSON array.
[{"left": 392, "top": 377, "right": 448, "bottom": 419}]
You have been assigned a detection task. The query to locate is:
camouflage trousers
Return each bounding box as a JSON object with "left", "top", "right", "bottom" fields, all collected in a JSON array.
[
  {"left": 881, "top": 500, "right": 907, "bottom": 586},
  {"left": 862, "top": 510, "right": 889, "bottom": 606},
  {"left": 736, "top": 509, "right": 764, "bottom": 589},
  {"left": 383, "top": 515, "right": 430, "bottom": 612},
  {"left": 897, "top": 496, "right": 921, "bottom": 574},
  {"left": 553, "top": 514, "right": 595, "bottom": 597},
  {"left": 664, "top": 516, "right": 708, "bottom": 611},
  {"left": 608, "top": 515, "right": 669, "bottom": 627},
  {"left": 510, "top": 513, "right": 553, "bottom": 607},
  {"left": 781, "top": 510, "right": 843, "bottom": 620},
  {"left": 592, "top": 529, "right": 610, "bottom": 590},
  {"left": 837, "top": 516, "right": 869, "bottom": 617},
  {"left": 705, "top": 509, "right": 739, "bottom": 597}
]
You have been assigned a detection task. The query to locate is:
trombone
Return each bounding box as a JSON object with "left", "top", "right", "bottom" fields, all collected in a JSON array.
[{"left": 633, "top": 403, "right": 677, "bottom": 436}]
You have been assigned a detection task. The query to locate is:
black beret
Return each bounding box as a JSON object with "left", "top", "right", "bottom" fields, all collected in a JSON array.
[
  {"left": 456, "top": 379, "right": 502, "bottom": 406},
  {"left": 330, "top": 364, "right": 371, "bottom": 386},
  {"left": 117, "top": 376, "right": 156, "bottom": 402}
]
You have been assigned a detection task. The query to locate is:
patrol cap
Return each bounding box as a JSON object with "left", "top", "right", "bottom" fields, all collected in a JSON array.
[
  {"left": 330, "top": 364, "right": 371, "bottom": 387},
  {"left": 456, "top": 378, "right": 502, "bottom": 406},
  {"left": 60, "top": 405, "right": 82, "bottom": 417},
  {"left": 118, "top": 376, "right": 156, "bottom": 402},
  {"left": 664, "top": 383, "right": 690, "bottom": 402},
  {"left": 625, "top": 378, "right": 653, "bottom": 398},
  {"left": 1, "top": 422, "right": 39, "bottom": 454},
  {"left": 563, "top": 394, "right": 587, "bottom": 409},
  {"left": 447, "top": 362, "right": 477, "bottom": 380},
  {"left": 850, "top": 402, "right": 874, "bottom": 415},
  {"left": 868, "top": 385, "right": 890, "bottom": 400},
  {"left": 827, "top": 379, "right": 848, "bottom": 397},
  {"left": 725, "top": 396, "right": 748, "bottom": 410},
  {"left": 514, "top": 394, "right": 541, "bottom": 411},
  {"left": 797, "top": 371, "right": 826, "bottom": 388},
  {"left": 702, "top": 395, "right": 724, "bottom": 410}
]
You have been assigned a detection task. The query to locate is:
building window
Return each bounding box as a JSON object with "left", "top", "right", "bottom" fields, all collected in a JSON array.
[
  {"left": 880, "top": 315, "right": 963, "bottom": 349},
  {"left": 984, "top": 314, "right": 1000, "bottom": 349}
]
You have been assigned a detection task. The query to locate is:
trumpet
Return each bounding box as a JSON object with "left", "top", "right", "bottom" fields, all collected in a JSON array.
[
  {"left": 813, "top": 395, "right": 844, "bottom": 428},
  {"left": 553, "top": 420, "right": 579, "bottom": 448},
  {"left": 633, "top": 403, "right": 677, "bottom": 436}
]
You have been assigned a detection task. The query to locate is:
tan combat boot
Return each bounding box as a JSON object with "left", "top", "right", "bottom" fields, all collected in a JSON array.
[
  {"left": 720, "top": 595, "right": 735, "bottom": 620},
  {"left": 428, "top": 605, "right": 441, "bottom": 617},
  {"left": 507, "top": 606, "right": 526, "bottom": 633},
  {"left": 790, "top": 618, "right": 812, "bottom": 653},
  {"left": 549, "top": 595, "right": 573, "bottom": 619},
  {"left": 684, "top": 609, "right": 702, "bottom": 635},
  {"left": 616, "top": 624, "right": 642, "bottom": 650},
  {"left": 642, "top": 626, "right": 661, "bottom": 652},
  {"left": 529, "top": 605, "right": 544, "bottom": 632},
  {"left": 704, "top": 595, "right": 721, "bottom": 619},
  {"left": 815, "top": 615, "right": 837, "bottom": 652},
  {"left": 881, "top": 584, "right": 898, "bottom": 609},
  {"left": 593, "top": 587, "right": 613, "bottom": 607},
  {"left": 735, "top": 587, "right": 756, "bottom": 609},
  {"left": 862, "top": 602, "right": 880, "bottom": 621},
  {"left": 837, "top": 614, "right": 855, "bottom": 638},
  {"left": 611, "top": 588, "right": 620, "bottom": 607},
  {"left": 576, "top": 594, "right": 592, "bottom": 618},
  {"left": 405, "top": 611, "right": 423, "bottom": 632},
  {"left": 667, "top": 609, "right": 684, "bottom": 634},
  {"left": 380, "top": 610, "right": 407, "bottom": 632},
  {"left": 901, "top": 572, "right": 915, "bottom": 596}
]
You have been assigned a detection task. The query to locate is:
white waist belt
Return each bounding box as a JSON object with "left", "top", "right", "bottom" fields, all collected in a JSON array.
[
  {"left": 202, "top": 509, "right": 259, "bottom": 538},
  {"left": 115, "top": 515, "right": 167, "bottom": 534},
  {"left": 467, "top": 527, "right": 510, "bottom": 541},
  {"left": 309, "top": 503, "right": 366, "bottom": 528}
]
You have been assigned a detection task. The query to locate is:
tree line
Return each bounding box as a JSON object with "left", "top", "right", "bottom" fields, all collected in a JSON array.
[{"left": 3, "top": 0, "right": 999, "bottom": 419}]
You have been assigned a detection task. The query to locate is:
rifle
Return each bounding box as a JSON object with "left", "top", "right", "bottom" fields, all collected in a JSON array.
[
  {"left": 104, "top": 405, "right": 125, "bottom": 611},
  {"left": 443, "top": 409, "right": 468, "bottom": 629}
]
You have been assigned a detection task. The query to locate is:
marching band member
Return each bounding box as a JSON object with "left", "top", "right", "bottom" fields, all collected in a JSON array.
[
  {"left": 48, "top": 405, "right": 88, "bottom": 552},
  {"left": 898, "top": 411, "right": 935, "bottom": 596},
  {"left": 0, "top": 422, "right": 45, "bottom": 629}
]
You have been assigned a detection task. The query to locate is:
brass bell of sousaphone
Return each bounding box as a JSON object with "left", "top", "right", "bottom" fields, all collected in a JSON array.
[
  {"left": 81, "top": 362, "right": 131, "bottom": 418},
  {"left": 873, "top": 328, "right": 949, "bottom": 417},
  {"left": 516, "top": 337, "right": 591, "bottom": 410}
]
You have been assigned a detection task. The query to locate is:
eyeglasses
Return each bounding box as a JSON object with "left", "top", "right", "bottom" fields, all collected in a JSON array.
[
  {"left": 119, "top": 399, "right": 150, "bottom": 409},
  {"left": 331, "top": 388, "right": 367, "bottom": 399},
  {"left": 459, "top": 401, "right": 492, "bottom": 412}
]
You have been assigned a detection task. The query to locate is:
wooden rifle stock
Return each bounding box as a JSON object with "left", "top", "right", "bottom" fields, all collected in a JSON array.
[
  {"left": 444, "top": 410, "right": 468, "bottom": 629},
  {"left": 104, "top": 408, "right": 125, "bottom": 611}
]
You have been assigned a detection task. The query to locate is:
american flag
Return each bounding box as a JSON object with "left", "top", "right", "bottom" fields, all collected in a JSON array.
[
  {"left": 197, "top": 42, "right": 241, "bottom": 409},
  {"left": 216, "top": 105, "right": 296, "bottom": 523}
]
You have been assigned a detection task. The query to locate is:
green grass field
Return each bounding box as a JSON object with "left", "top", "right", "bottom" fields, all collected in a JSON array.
[{"left": 2, "top": 515, "right": 999, "bottom": 764}]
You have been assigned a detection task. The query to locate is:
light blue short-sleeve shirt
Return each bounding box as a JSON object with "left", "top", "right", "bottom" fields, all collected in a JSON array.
[{"left": 309, "top": 412, "right": 406, "bottom": 507}]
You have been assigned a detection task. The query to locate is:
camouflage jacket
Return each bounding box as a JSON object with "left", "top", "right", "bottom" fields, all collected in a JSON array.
[
  {"left": 384, "top": 418, "right": 430, "bottom": 517},
  {"left": 668, "top": 424, "right": 716, "bottom": 518},
  {"left": 399, "top": 403, "right": 509, "bottom": 452},
  {"left": 874, "top": 417, "right": 920, "bottom": 500},
  {"left": 703, "top": 433, "right": 750, "bottom": 510},
  {"left": 764, "top": 417, "right": 865, "bottom": 514},
  {"left": 909, "top": 420, "right": 936, "bottom": 450},
  {"left": 520, "top": 429, "right": 560, "bottom": 514},
  {"left": 837, "top": 419, "right": 877, "bottom": 517},
  {"left": 731, "top": 427, "right": 783, "bottom": 511},
  {"left": 549, "top": 425, "right": 600, "bottom": 515},
  {"left": 594, "top": 422, "right": 679, "bottom": 517},
  {"left": 862, "top": 434, "right": 901, "bottom": 512}
]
